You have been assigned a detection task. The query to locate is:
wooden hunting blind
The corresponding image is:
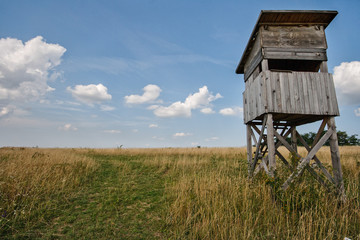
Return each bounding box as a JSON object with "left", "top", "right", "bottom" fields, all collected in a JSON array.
[{"left": 237, "top": 10, "right": 345, "bottom": 198}]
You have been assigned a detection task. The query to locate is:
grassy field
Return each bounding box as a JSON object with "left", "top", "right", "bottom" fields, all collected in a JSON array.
[{"left": 0, "top": 146, "right": 359, "bottom": 239}]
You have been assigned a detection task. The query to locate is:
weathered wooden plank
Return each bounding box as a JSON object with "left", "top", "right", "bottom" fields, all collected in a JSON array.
[
  {"left": 315, "top": 73, "right": 324, "bottom": 114},
  {"left": 320, "top": 73, "right": 329, "bottom": 113},
  {"left": 244, "top": 50, "right": 263, "bottom": 81},
  {"left": 261, "top": 26, "right": 327, "bottom": 49},
  {"left": 311, "top": 72, "right": 319, "bottom": 115},
  {"left": 265, "top": 71, "right": 272, "bottom": 113},
  {"left": 243, "top": 91, "right": 247, "bottom": 123},
  {"left": 279, "top": 72, "right": 287, "bottom": 114},
  {"left": 323, "top": 73, "right": 333, "bottom": 115},
  {"left": 254, "top": 75, "right": 259, "bottom": 117},
  {"left": 293, "top": 72, "right": 300, "bottom": 113},
  {"left": 302, "top": 72, "right": 310, "bottom": 114},
  {"left": 244, "top": 33, "right": 262, "bottom": 75},
  {"left": 244, "top": 71, "right": 339, "bottom": 121},
  {"left": 296, "top": 72, "right": 305, "bottom": 113},
  {"left": 256, "top": 75, "right": 262, "bottom": 117},
  {"left": 306, "top": 72, "right": 315, "bottom": 114},
  {"left": 271, "top": 71, "right": 278, "bottom": 112},
  {"left": 328, "top": 74, "right": 340, "bottom": 115},
  {"left": 244, "top": 79, "right": 249, "bottom": 121},
  {"left": 260, "top": 74, "right": 267, "bottom": 113},
  {"left": 275, "top": 72, "right": 282, "bottom": 112},
  {"left": 264, "top": 49, "right": 327, "bottom": 61},
  {"left": 284, "top": 72, "right": 291, "bottom": 113},
  {"left": 248, "top": 76, "right": 254, "bottom": 121},
  {"left": 285, "top": 73, "right": 295, "bottom": 113},
  {"left": 261, "top": 59, "right": 269, "bottom": 71}
]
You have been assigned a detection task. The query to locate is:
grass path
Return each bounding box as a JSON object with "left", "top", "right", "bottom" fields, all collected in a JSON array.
[{"left": 36, "top": 153, "right": 167, "bottom": 239}]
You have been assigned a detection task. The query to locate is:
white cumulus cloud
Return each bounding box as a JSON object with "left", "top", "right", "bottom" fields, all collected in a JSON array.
[
  {"left": 67, "top": 83, "right": 112, "bottom": 105},
  {"left": 333, "top": 61, "right": 360, "bottom": 105},
  {"left": 0, "top": 36, "right": 66, "bottom": 113},
  {"left": 153, "top": 101, "right": 191, "bottom": 118},
  {"left": 153, "top": 86, "right": 222, "bottom": 118},
  {"left": 219, "top": 107, "right": 243, "bottom": 116},
  {"left": 201, "top": 107, "right": 215, "bottom": 114},
  {"left": 149, "top": 124, "right": 158, "bottom": 128},
  {"left": 124, "top": 84, "right": 161, "bottom": 104}
]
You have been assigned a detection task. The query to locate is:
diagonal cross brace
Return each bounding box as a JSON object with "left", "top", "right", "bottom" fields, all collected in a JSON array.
[
  {"left": 296, "top": 131, "right": 336, "bottom": 185},
  {"left": 250, "top": 115, "right": 268, "bottom": 176},
  {"left": 281, "top": 128, "right": 334, "bottom": 190}
]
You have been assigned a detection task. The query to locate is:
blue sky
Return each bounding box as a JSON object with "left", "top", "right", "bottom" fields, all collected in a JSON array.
[{"left": 0, "top": 0, "right": 359, "bottom": 148}]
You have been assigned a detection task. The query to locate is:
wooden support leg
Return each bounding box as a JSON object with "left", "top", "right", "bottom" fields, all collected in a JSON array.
[
  {"left": 327, "top": 117, "right": 346, "bottom": 200},
  {"left": 291, "top": 126, "right": 297, "bottom": 154},
  {"left": 246, "top": 124, "right": 253, "bottom": 178},
  {"left": 266, "top": 114, "right": 276, "bottom": 177}
]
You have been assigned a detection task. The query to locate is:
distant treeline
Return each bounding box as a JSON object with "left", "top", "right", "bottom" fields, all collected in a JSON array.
[{"left": 287, "top": 131, "right": 360, "bottom": 146}]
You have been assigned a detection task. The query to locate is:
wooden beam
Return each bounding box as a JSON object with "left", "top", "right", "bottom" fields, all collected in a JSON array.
[
  {"left": 261, "top": 59, "right": 269, "bottom": 71},
  {"left": 296, "top": 130, "right": 336, "bottom": 185},
  {"left": 291, "top": 126, "right": 298, "bottom": 153},
  {"left": 246, "top": 124, "right": 253, "bottom": 178},
  {"left": 261, "top": 157, "right": 270, "bottom": 175},
  {"left": 250, "top": 123, "right": 261, "bottom": 135},
  {"left": 254, "top": 156, "right": 269, "bottom": 176},
  {"left": 274, "top": 131, "right": 300, "bottom": 158},
  {"left": 249, "top": 127, "right": 258, "bottom": 146},
  {"left": 274, "top": 126, "right": 293, "bottom": 149},
  {"left": 320, "top": 61, "right": 328, "bottom": 73},
  {"left": 250, "top": 115, "right": 268, "bottom": 177},
  {"left": 327, "top": 117, "right": 345, "bottom": 199},
  {"left": 267, "top": 114, "right": 276, "bottom": 176},
  {"left": 282, "top": 128, "right": 334, "bottom": 190},
  {"left": 312, "top": 118, "right": 328, "bottom": 146}
]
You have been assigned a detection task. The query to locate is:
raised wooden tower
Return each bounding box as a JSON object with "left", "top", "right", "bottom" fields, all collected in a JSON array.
[{"left": 236, "top": 10, "right": 345, "bottom": 198}]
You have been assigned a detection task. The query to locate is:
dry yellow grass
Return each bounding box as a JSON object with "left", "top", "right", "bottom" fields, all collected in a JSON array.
[
  {"left": 0, "top": 147, "right": 97, "bottom": 233},
  {"left": 0, "top": 146, "right": 359, "bottom": 239},
  {"left": 89, "top": 146, "right": 360, "bottom": 239}
]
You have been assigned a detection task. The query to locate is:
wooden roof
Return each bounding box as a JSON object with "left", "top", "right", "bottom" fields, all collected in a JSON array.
[{"left": 236, "top": 10, "right": 338, "bottom": 74}]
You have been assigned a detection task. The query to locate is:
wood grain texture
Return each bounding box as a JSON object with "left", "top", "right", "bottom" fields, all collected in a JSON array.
[{"left": 243, "top": 71, "right": 340, "bottom": 123}]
